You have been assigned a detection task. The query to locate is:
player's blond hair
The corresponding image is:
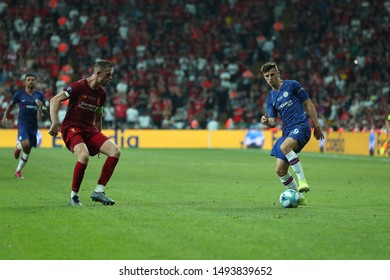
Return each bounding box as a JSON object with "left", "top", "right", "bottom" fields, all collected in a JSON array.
[{"left": 260, "top": 62, "right": 279, "bottom": 74}]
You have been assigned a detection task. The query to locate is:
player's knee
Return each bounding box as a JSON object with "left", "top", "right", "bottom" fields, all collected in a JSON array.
[
  {"left": 279, "top": 143, "right": 291, "bottom": 154},
  {"left": 280, "top": 139, "right": 298, "bottom": 154},
  {"left": 112, "top": 147, "right": 121, "bottom": 158},
  {"left": 21, "top": 143, "right": 30, "bottom": 152},
  {"left": 275, "top": 167, "right": 287, "bottom": 177},
  {"left": 78, "top": 153, "right": 90, "bottom": 165}
]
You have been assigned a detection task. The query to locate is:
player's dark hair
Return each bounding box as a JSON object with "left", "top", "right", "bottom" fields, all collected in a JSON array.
[
  {"left": 25, "top": 73, "right": 35, "bottom": 79},
  {"left": 260, "top": 62, "right": 279, "bottom": 74},
  {"left": 94, "top": 59, "right": 113, "bottom": 72}
]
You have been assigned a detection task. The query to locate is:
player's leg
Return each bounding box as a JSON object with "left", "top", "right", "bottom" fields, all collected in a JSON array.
[
  {"left": 272, "top": 137, "right": 299, "bottom": 190},
  {"left": 97, "top": 139, "right": 120, "bottom": 185},
  {"left": 275, "top": 158, "right": 298, "bottom": 191},
  {"left": 14, "top": 127, "right": 33, "bottom": 178},
  {"left": 15, "top": 139, "right": 31, "bottom": 179},
  {"left": 69, "top": 139, "right": 90, "bottom": 206},
  {"left": 14, "top": 141, "right": 22, "bottom": 159},
  {"left": 89, "top": 134, "right": 121, "bottom": 205},
  {"left": 280, "top": 135, "right": 310, "bottom": 193},
  {"left": 275, "top": 157, "right": 306, "bottom": 205}
]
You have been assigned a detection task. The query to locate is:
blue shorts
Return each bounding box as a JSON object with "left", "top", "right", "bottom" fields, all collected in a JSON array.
[
  {"left": 271, "top": 125, "right": 311, "bottom": 162},
  {"left": 18, "top": 125, "right": 37, "bottom": 147}
]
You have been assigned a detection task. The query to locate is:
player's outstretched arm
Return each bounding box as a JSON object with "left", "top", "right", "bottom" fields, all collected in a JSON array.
[{"left": 48, "top": 91, "right": 68, "bottom": 136}]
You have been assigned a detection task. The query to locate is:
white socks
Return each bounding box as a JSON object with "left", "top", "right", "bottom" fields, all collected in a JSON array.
[
  {"left": 285, "top": 150, "right": 305, "bottom": 181},
  {"left": 94, "top": 184, "right": 105, "bottom": 193},
  {"left": 71, "top": 185, "right": 105, "bottom": 199},
  {"left": 16, "top": 152, "right": 29, "bottom": 172},
  {"left": 71, "top": 191, "right": 78, "bottom": 198},
  {"left": 16, "top": 142, "right": 22, "bottom": 150},
  {"left": 280, "top": 172, "right": 298, "bottom": 191}
]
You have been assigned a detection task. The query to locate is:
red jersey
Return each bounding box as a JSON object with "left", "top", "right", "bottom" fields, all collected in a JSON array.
[{"left": 61, "top": 79, "right": 106, "bottom": 132}]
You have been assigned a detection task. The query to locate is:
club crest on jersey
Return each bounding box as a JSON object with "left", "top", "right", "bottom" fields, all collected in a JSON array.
[{"left": 283, "top": 91, "right": 289, "bottom": 97}]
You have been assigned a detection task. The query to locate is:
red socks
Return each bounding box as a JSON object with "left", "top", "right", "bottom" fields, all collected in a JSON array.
[
  {"left": 71, "top": 157, "right": 119, "bottom": 192},
  {"left": 72, "top": 161, "right": 87, "bottom": 192},
  {"left": 97, "top": 157, "right": 119, "bottom": 186}
]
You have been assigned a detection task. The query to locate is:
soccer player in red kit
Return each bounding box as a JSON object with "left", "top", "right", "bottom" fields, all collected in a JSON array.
[{"left": 49, "top": 59, "right": 120, "bottom": 206}]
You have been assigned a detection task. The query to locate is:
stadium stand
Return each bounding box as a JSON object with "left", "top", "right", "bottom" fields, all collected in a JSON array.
[{"left": 0, "top": 0, "right": 389, "bottom": 131}]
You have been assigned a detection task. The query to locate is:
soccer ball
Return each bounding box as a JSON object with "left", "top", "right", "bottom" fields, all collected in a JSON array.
[{"left": 279, "top": 189, "right": 300, "bottom": 208}]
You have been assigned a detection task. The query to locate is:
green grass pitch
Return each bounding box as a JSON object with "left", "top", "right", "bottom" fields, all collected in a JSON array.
[{"left": 0, "top": 148, "right": 389, "bottom": 260}]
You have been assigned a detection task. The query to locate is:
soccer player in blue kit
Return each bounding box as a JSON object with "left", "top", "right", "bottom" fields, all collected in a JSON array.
[
  {"left": 1, "top": 74, "right": 46, "bottom": 179},
  {"left": 260, "top": 62, "right": 324, "bottom": 205}
]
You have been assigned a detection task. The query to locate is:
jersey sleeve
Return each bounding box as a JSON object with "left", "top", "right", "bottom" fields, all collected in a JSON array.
[
  {"left": 95, "top": 92, "right": 106, "bottom": 113},
  {"left": 63, "top": 83, "right": 77, "bottom": 99},
  {"left": 266, "top": 94, "right": 277, "bottom": 118},
  {"left": 95, "top": 106, "right": 104, "bottom": 113},
  {"left": 292, "top": 80, "right": 309, "bottom": 102},
  {"left": 39, "top": 92, "right": 45, "bottom": 103},
  {"left": 12, "top": 91, "right": 20, "bottom": 104}
]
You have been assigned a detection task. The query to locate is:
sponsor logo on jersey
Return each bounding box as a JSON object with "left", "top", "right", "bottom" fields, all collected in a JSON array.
[
  {"left": 78, "top": 101, "right": 97, "bottom": 111},
  {"left": 278, "top": 100, "right": 293, "bottom": 110}
]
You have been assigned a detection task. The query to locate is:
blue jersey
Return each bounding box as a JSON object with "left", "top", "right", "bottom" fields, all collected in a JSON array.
[
  {"left": 266, "top": 80, "right": 310, "bottom": 135},
  {"left": 12, "top": 89, "right": 45, "bottom": 129}
]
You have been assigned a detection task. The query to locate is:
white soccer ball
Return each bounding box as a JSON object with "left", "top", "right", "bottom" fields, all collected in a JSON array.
[{"left": 279, "top": 189, "right": 300, "bottom": 208}]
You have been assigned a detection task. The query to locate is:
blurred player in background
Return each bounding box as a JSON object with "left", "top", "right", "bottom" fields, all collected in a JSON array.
[
  {"left": 49, "top": 59, "right": 121, "bottom": 206},
  {"left": 260, "top": 62, "right": 324, "bottom": 205},
  {"left": 1, "top": 74, "right": 46, "bottom": 179},
  {"left": 380, "top": 113, "right": 390, "bottom": 156}
]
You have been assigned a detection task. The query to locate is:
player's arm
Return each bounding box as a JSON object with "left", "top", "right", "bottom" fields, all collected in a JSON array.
[
  {"left": 48, "top": 91, "right": 68, "bottom": 136},
  {"left": 35, "top": 99, "right": 44, "bottom": 109},
  {"left": 261, "top": 113, "right": 277, "bottom": 128},
  {"left": 94, "top": 107, "right": 104, "bottom": 131},
  {"left": 35, "top": 98, "right": 48, "bottom": 117},
  {"left": 303, "top": 99, "right": 324, "bottom": 140},
  {"left": 1, "top": 101, "right": 16, "bottom": 127}
]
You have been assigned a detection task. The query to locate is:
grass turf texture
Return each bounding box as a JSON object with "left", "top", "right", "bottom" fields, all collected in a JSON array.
[{"left": 0, "top": 148, "right": 389, "bottom": 260}]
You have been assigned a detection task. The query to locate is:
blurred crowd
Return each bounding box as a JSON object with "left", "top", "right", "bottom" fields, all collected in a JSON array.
[{"left": 0, "top": 0, "right": 389, "bottom": 131}]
